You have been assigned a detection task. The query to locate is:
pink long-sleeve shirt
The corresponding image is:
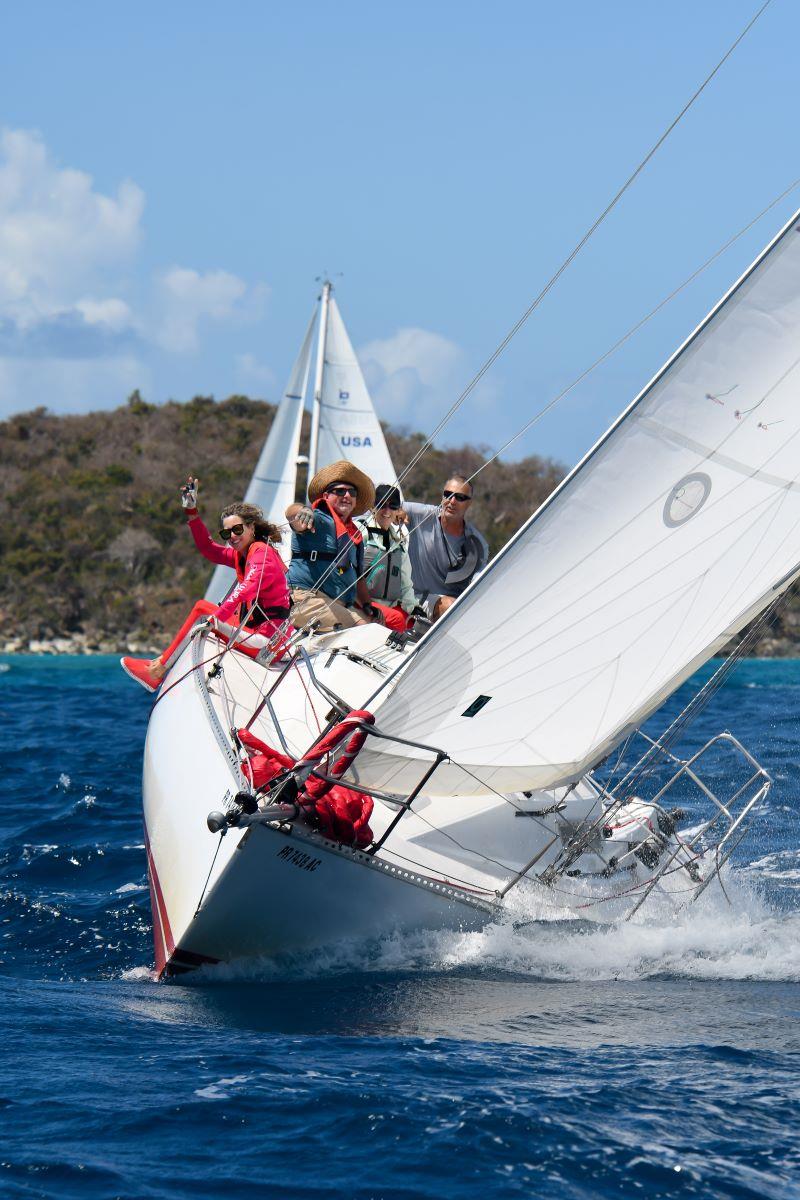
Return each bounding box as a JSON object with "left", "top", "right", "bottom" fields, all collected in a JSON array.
[{"left": 187, "top": 514, "right": 290, "bottom": 629}]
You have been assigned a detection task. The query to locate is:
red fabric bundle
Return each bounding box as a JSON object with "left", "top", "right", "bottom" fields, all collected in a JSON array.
[
  {"left": 312, "top": 787, "right": 374, "bottom": 849},
  {"left": 236, "top": 720, "right": 374, "bottom": 848},
  {"left": 238, "top": 728, "right": 293, "bottom": 791}
]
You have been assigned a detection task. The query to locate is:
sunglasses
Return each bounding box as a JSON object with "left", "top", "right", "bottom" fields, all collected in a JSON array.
[
  {"left": 219, "top": 523, "right": 246, "bottom": 540},
  {"left": 379, "top": 503, "right": 402, "bottom": 511},
  {"left": 327, "top": 485, "right": 357, "bottom": 497},
  {"left": 442, "top": 490, "right": 471, "bottom": 502}
]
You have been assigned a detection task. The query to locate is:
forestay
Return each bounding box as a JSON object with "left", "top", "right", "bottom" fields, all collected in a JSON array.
[
  {"left": 206, "top": 308, "right": 316, "bottom": 599},
  {"left": 313, "top": 296, "right": 396, "bottom": 487},
  {"left": 350, "top": 208, "right": 800, "bottom": 797}
]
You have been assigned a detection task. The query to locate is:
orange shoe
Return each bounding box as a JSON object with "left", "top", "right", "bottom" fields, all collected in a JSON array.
[{"left": 120, "top": 656, "right": 161, "bottom": 693}]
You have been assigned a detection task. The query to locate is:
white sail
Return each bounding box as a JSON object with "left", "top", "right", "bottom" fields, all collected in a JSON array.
[
  {"left": 206, "top": 308, "right": 316, "bottom": 601},
  {"left": 312, "top": 295, "right": 396, "bottom": 487},
  {"left": 349, "top": 207, "right": 800, "bottom": 798}
]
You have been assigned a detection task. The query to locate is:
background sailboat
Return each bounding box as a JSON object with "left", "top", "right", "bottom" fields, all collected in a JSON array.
[{"left": 207, "top": 280, "right": 396, "bottom": 599}]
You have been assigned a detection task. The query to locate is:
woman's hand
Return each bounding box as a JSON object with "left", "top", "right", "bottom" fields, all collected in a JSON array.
[{"left": 181, "top": 476, "right": 199, "bottom": 510}]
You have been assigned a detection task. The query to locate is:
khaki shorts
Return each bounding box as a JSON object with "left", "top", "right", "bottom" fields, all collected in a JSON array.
[{"left": 290, "top": 588, "right": 368, "bottom": 633}]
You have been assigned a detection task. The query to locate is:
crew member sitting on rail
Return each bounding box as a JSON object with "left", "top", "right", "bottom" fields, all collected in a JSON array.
[
  {"left": 404, "top": 473, "right": 489, "bottom": 622},
  {"left": 355, "top": 484, "right": 417, "bottom": 632},
  {"left": 286, "top": 460, "right": 380, "bottom": 632},
  {"left": 120, "top": 477, "right": 293, "bottom": 692}
]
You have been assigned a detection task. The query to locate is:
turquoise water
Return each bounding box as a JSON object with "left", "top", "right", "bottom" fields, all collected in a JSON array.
[{"left": 1, "top": 655, "right": 799, "bottom": 1198}]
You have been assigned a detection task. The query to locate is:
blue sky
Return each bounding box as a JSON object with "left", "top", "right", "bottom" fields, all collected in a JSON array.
[{"left": 0, "top": 0, "right": 797, "bottom": 469}]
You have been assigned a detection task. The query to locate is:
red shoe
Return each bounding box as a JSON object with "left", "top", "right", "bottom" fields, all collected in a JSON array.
[{"left": 120, "top": 656, "right": 160, "bottom": 693}]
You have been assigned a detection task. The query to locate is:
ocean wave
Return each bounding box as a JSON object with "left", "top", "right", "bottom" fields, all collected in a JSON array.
[{"left": 138, "top": 873, "right": 800, "bottom": 988}]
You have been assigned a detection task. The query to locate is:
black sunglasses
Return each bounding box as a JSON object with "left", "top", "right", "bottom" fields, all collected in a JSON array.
[
  {"left": 442, "top": 490, "right": 471, "bottom": 502},
  {"left": 327, "top": 485, "right": 357, "bottom": 497},
  {"left": 219, "top": 523, "right": 245, "bottom": 540}
]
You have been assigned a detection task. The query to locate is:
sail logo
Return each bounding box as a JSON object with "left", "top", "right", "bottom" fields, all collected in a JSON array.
[
  {"left": 341, "top": 436, "right": 372, "bottom": 448},
  {"left": 339, "top": 390, "right": 350, "bottom": 400}
]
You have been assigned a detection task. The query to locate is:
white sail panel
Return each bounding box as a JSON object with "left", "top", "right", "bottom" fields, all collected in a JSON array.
[
  {"left": 350, "top": 209, "right": 800, "bottom": 797},
  {"left": 313, "top": 297, "right": 396, "bottom": 488},
  {"left": 206, "top": 308, "right": 316, "bottom": 601}
]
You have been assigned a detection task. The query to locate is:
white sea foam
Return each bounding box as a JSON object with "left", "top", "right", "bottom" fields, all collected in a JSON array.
[
  {"left": 172, "top": 868, "right": 800, "bottom": 987},
  {"left": 120, "top": 965, "right": 157, "bottom": 983},
  {"left": 194, "top": 1074, "right": 252, "bottom": 1101}
]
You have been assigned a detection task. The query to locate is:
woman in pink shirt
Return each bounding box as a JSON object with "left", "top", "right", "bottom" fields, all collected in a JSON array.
[{"left": 121, "top": 477, "right": 293, "bottom": 692}]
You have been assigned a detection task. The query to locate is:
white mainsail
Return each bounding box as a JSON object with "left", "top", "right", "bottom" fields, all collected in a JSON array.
[
  {"left": 311, "top": 294, "right": 396, "bottom": 488},
  {"left": 206, "top": 308, "right": 316, "bottom": 600},
  {"left": 349, "top": 208, "right": 800, "bottom": 798}
]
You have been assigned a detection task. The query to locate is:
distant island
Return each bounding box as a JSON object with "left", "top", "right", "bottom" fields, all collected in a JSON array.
[{"left": 0, "top": 392, "right": 796, "bottom": 656}]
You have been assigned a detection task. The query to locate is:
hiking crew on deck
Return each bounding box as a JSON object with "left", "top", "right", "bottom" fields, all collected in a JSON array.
[
  {"left": 404, "top": 473, "right": 489, "bottom": 622},
  {"left": 286, "top": 460, "right": 380, "bottom": 632},
  {"left": 120, "top": 478, "right": 293, "bottom": 692},
  {"left": 355, "top": 484, "right": 417, "bottom": 632}
]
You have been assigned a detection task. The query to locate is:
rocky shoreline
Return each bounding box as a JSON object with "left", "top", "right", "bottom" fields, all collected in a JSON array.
[
  {"left": 1, "top": 633, "right": 160, "bottom": 656},
  {"left": 2, "top": 631, "right": 799, "bottom": 659}
]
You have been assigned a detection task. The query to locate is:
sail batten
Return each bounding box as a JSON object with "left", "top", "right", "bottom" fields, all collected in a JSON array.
[{"left": 348, "top": 206, "right": 800, "bottom": 797}]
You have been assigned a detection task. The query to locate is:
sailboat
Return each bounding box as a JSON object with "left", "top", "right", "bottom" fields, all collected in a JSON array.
[
  {"left": 140, "top": 209, "right": 800, "bottom": 977},
  {"left": 206, "top": 280, "right": 396, "bottom": 593}
]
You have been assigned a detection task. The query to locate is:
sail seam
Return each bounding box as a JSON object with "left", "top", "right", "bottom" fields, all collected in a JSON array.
[{"left": 635, "top": 417, "right": 800, "bottom": 493}]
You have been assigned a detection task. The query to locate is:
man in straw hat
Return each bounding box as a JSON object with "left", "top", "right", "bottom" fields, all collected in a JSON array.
[{"left": 285, "top": 460, "right": 380, "bottom": 631}]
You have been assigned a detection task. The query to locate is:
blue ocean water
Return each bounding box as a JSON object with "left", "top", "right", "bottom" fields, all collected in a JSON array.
[{"left": 1, "top": 655, "right": 799, "bottom": 1199}]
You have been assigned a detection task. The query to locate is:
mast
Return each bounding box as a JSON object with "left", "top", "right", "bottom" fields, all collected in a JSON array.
[{"left": 308, "top": 279, "right": 332, "bottom": 481}]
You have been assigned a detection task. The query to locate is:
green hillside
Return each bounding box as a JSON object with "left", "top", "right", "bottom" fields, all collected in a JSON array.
[
  {"left": 1, "top": 392, "right": 795, "bottom": 655},
  {"left": 0, "top": 392, "right": 564, "bottom": 652}
]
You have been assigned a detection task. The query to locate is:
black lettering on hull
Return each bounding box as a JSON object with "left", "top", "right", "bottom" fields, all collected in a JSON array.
[{"left": 277, "top": 844, "right": 322, "bottom": 873}]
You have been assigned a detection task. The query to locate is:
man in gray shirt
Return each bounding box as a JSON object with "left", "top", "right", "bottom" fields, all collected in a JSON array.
[{"left": 403, "top": 474, "right": 489, "bottom": 621}]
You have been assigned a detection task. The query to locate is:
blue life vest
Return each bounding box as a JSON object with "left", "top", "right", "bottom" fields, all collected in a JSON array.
[{"left": 287, "top": 507, "right": 363, "bottom": 603}]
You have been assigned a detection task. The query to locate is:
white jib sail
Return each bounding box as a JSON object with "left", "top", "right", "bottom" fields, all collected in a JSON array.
[
  {"left": 206, "top": 307, "right": 316, "bottom": 601},
  {"left": 312, "top": 296, "right": 396, "bottom": 488},
  {"left": 350, "top": 207, "right": 800, "bottom": 798}
]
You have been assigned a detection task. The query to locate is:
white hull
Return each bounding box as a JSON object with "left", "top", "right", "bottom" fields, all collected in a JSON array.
[
  {"left": 143, "top": 630, "right": 500, "bottom": 977},
  {"left": 142, "top": 625, "right": 752, "bottom": 978}
]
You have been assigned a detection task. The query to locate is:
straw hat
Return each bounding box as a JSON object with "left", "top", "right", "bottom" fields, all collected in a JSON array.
[{"left": 308, "top": 460, "right": 375, "bottom": 516}]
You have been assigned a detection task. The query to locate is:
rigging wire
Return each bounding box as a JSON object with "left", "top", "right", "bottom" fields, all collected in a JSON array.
[
  {"left": 292, "top": 2, "right": 774, "bottom": 605},
  {"left": 297, "top": 172, "right": 800, "bottom": 610},
  {"left": 539, "top": 589, "right": 790, "bottom": 883},
  {"left": 203, "top": 7, "right": 780, "bottom": 903},
  {"left": 388, "top": 0, "right": 773, "bottom": 491},
  {"left": 468, "top": 174, "right": 800, "bottom": 480}
]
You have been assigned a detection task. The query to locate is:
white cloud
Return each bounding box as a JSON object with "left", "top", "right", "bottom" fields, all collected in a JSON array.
[
  {"left": 75, "top": 298, "right": 134, "bottom": 331},
  {"left": 359, "top": 326, "right": 463, "bottom": 424},
  {"left": 0, "top": 127, "right": 272, "bottom": 416},
  {"left": 0, "top": 127, "right": 142, "bottom": 324},
  {"left": 155, "top": 267, "right": 266, "bottom": 353},
  {"left": 360, "top": 327, "right": 461, "bottom": 391},
  {"left": 359, "top": 325, "right": 504, "bottom": 443}
]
